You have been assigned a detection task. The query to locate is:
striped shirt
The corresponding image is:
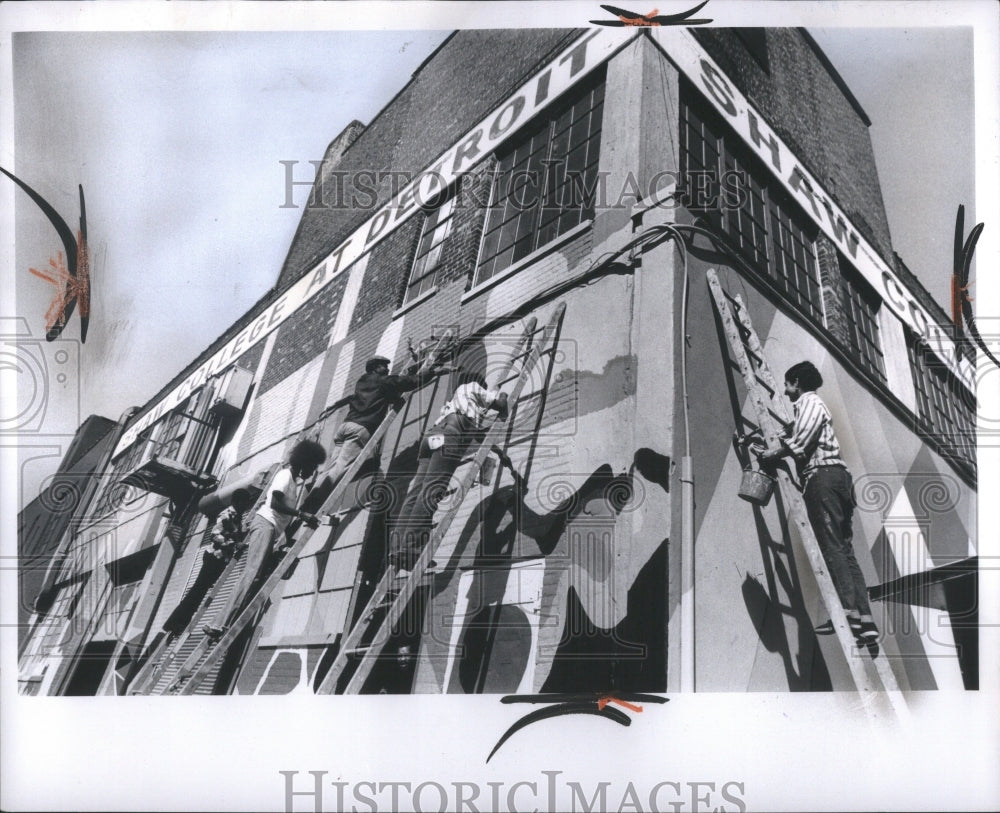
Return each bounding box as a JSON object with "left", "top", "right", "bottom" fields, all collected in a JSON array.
[
  {"left": 435, "top": 382, "right": 500, "bottom": 432},
  {"left": 784, "top": 391, "right": 847, "bottom": 480}
]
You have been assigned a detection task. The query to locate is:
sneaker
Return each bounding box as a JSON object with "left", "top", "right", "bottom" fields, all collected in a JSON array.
[
  {"left": 814, "top": 618, "right": 862, "bottom": 637},
  {"left": 857, "top": 620, "right": 879, "bottom": 642}
]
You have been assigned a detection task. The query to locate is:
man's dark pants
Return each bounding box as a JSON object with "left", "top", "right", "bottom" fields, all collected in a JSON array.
[
  {"left": 803, "top": 465, "right": 871, "bottom": 616},
  {"left": 390, "top": 427, "right": 472, "bottom": 567},
  {"left": 162, "top": 550, "right": 227, "bottom": 634}
]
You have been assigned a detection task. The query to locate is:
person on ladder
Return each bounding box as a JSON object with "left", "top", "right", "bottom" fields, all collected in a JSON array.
[
  {"left": 202, "top": 440, "right": 326, "bottom": 639},
  {"left": 318, "top": 355, "right": 441, "bottom": 495},
  {"left": 162, "top": 488, "right": 253, "bottom": 635},
  {"left": 388, "top": 370, "right": 509, "bottom": 572},
  {"left": 757, "top": 361, "right": 879, "bottom": 643}
]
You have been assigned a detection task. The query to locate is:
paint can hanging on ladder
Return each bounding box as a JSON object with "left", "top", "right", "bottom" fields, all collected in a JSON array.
[{"left": 738, "top": 466, "right": 775, "bottom": 506}]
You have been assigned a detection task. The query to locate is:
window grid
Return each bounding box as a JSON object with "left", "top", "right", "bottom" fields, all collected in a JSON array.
[
  {"left": 840, "top": 263, "right": 887, "bottom": 383},
  {"left": 768, "top": 199, "right": 823, "bottom": 322},
  {"left": 475, "top": 77, "right": 605, "bottom": 286},
  {"left": 403, "top": 195, "right": 457, "bottom": 304},
  {"left": 907, "top": 334, "right": 976, "bottom": 465},
  {"left": 724, "top": 150, "right": 770, "bottom": 270},
  {"left": 680, "top": 93, "right": 823, "bottom": 324},
  {"left": 679, "top": 104, "right": 722, "bottom": 223}
]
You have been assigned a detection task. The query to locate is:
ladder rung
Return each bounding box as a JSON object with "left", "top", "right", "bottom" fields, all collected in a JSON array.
[
  {"left": 706, "top": 270, "right": 905, "bottom": 710},
  {"left": 342, "top": 646, "right": 398, "bottom": 658},
  {"left": 315, "top": 306, "right": 565, "bottom": 697}
]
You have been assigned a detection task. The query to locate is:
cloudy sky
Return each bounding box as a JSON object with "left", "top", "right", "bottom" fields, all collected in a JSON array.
[{"left": 4, "top": 14, "right": 977, "bottom": 507}]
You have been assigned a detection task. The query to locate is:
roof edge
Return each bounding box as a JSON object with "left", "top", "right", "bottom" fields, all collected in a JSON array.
[{"left": 798, "top": 28, "right": 872, "bottom": 127}]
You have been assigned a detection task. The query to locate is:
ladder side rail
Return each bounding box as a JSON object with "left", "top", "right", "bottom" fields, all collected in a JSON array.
[
  {"left": 336, "top": 305, "right": 565, "bottom": 695},
  {"left": 156, "top": 545, "right": 253, "bottom": 693},
  {"left": 126, "top": 627, "right": 179, "bottom": 694},
  {"left": 167, "top": 331, "right": 455, "bottom": 694},
  {"left": 316, "top": 311, "right": 556, "bottom": 695},
  {"left": 731, "top": 294, "right": 791, "bottom": 425},
  {"left": 706, "top": 272, "right": 887, "bottom": 701},
  {"left": 133, "top": 464, "right": 280, "bottom": 693}
]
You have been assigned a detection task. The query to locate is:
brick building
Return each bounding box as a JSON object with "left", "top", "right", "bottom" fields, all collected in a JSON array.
[
  {"left": 17, "top": 414, "right": 117, "bottom": 652},
  {"left": 18, "top": 28, "right": 977, "bottom": 696}
]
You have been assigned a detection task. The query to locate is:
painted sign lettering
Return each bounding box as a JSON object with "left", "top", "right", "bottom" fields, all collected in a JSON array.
[
  {"left": 648, "top": 28, "right": 971, "bottom": 387},
  {"left": 114, "top": 28, "right": 631, "bottom": 455},
  {"left": 115, "top": 26, "right": 973, "bottom": 455}
]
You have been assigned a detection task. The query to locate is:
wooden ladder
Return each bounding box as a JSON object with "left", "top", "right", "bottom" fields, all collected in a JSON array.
[
  {"left": 159, "top": 330, "right": 456, "bottom": 694},
  {"left": 707, "top": 270, "right": 907, "bottom": 719},
  {"left": 127, "top": 463, "right": 281, "bottom": 694},
  {"left": 316, "top": 304, "right": 566, "bottom": 695}
]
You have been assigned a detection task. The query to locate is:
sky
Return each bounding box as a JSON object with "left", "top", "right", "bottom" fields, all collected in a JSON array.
[
  {"left": 4, "top": 21, "right": 976, "bottom": 509},
  {"left": 2, "top": 5, "right": 998, "bottom": 811}
]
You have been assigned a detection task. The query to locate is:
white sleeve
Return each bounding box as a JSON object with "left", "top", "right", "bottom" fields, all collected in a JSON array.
[
  {"left": 472, "top": 383, "right": 499, "bottom": 407},
  {"left": 269, "top": 468, "right": 294, "bottom": 498}
]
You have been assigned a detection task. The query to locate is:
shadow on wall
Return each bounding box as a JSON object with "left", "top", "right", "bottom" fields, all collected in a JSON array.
[
  {"left": 540, "top": 540, "right": 668, "bottom": 693},
  {"left": 437, "top": 449, "right": 671, "bottom": 694},
  {"left": 710, "top": 298, "right": 833, "bottom": 691}
]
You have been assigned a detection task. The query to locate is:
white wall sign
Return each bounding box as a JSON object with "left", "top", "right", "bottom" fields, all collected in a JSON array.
[
  {"left": 650, "top": 27, "right": 973, "bottom": 389},
  {"left": 114, "top": 27, "right": 633, "bottom": 456},
  {"left": 116, "top": 26, "right": 971, "bottom": 457}
]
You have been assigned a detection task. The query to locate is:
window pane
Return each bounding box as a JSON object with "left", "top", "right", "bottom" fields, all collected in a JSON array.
[
  {"left": 839, "top": 258, "right": 886, "bottom": 382},
  {"left": 682, "top": 89, "right": 824, "bottom": 323},
  {"left": 474, "top": 73, "right": 605, "bottom": 286},
  {"left": 907, "top": 332, "right": 976, "bottom": 468},
  {"left": 403, "top": 192, "right": 457, "bottom": 304}
]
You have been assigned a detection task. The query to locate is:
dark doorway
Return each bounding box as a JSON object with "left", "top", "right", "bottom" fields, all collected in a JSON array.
[{"left": 63, "top": 641, "right": 117, "bottom": 695}]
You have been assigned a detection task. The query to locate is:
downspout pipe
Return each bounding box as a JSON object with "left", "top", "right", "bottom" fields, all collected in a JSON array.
[
  {"left": 677, "top": 236, "right": 695, "bottom": 693},
  {"left": 632, "top": 197, "right": 696, "bottom": 692}
]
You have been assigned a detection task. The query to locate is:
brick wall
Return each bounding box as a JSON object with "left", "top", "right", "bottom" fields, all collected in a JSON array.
[
  {"left": 277, "top": 29, "right": 581, "bottom": 289},
  {"left": 233, "top": 340, "right": 266, "bottom": 376},
  {"left": 349, "top": 217, "right": 422, "bottom": 331},
  {"left": 692, "top": 28, "right": 894, "bottom": 263},
  {"left": 259, "top": 272, "right": 349, "bottom": 394},
  {"left": 448, "top": 160, "right": 495, "bottom": 290},
  {"left": 815, "top": 233, "right": 849, "bottom": 346}
]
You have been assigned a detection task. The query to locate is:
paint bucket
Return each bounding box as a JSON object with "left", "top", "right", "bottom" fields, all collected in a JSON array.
[{"left": 738, "top": 467, "right": 775, "bottom": 506}]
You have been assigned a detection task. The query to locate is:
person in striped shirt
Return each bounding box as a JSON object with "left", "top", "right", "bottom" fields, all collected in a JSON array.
[
  {"left": 759, "top": 361, "right": 878, "bottom": 643},
  {"left": 388, "top": 370, "right": 509, "bottom": 571}
]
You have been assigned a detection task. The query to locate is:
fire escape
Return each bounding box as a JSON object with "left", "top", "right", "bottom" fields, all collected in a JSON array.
[{"left": 117, "top": 366, "right": 254, "bottom": 503}]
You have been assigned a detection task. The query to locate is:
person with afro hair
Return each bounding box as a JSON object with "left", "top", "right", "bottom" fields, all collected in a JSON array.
[{"left": 203, "top": 439, "right": 326, "bottom": 638}]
